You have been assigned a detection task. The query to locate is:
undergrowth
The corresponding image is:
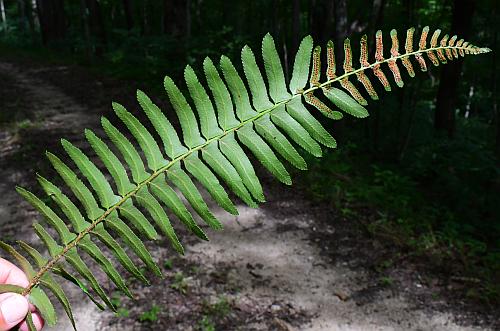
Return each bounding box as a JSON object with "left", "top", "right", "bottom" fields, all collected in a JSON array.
[{"left": 300, "top": 120, "right": 500, "bottom": 303}]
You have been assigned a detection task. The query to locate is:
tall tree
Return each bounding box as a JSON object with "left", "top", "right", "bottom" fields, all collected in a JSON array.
[
  {"left": 122, "top": 0, "right": 134, "bottom": 30},
  {"left": 333, "top": 0, "right": 348, "bottom": 59},
  {"left": 434, "top": 0, "right": 475, "bottom": 137},
  {"left": 84, "top": 0, "right": 107, "bottom": 56},
  {"left": 492, "top": 3, "right": 500, "bottom": 161},
  {"left": 141, "top": 0, "right": 149, "bottom": 35},
  {"left": 24, "top": 0, "right": 35, "bottom": 33},
  {"left": 163, "top": 0, "right": 190, "bottom": 38},
  {"left": 1, "top": 0, "right": 7, "bottom": 32},
  {"left": 17, "top": 0, "right": 26, "bottom": 31},
  {"left": 291, "top": 0, "right": 301, "bottom": 57},
  {"left": 17, "top": 0, "right": 34, "bottom": 33},
  {"left": 35, "top": 0, "right": 66, "bottom": 46},
  {"left": 309, "top": 0, "right": 334, "bottom": 45},
  {"left": 272, "top": 0, "right": 281, "bottom": 41},
  {"left": 80, "top": 0, "right": 92, "bottom": 60},
  {"left": 186, "top": 0, "right": 191, "bottom": 39},
  {"left": 370, "top": 0, "right": 386, "bottom": 33}
]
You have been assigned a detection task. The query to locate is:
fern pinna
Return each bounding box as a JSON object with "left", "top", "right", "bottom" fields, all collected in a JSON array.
[{"left": 0, "top": 27, "right": 490, "bottom": 329}]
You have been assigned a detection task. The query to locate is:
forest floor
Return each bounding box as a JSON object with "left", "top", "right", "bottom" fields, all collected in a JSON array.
[{"left": 0, "top": 59, "right": 498, "bottom": 331}]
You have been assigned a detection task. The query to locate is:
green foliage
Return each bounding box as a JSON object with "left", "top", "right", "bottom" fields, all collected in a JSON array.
[
  {"left": 301, "top": 136, "right": 500, "bottom": 303},
  {"left": 171, "top": 271, "right": 189, "bottom": 295},
  {"left": 379, "top": 276, "right": 394, "bottom": 286},
  {"left": 198, "top": 315, "right": 216, "bottom": 331},
  {"left": 202, "top": 296, "right": 232, "bottom": 318},
  {"left": 138, "top": 305, "right": 161, "bottom": 323},
  {"left": 0, "top": 28, "right": 489, "bottom": 330},
  {"left": 116, "top": 308, "right": 130, "bottom": 318},
  {"left": 164, "top": 259, "right": 174, "bottom": 270},
  {"left": 198, "top": 296, "right": 232, "bottom": 331},
  {"left": 110, "top": 292, "right": 130, "bottom": 318}
]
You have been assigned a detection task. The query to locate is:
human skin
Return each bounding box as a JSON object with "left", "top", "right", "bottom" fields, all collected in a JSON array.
[{"left": 0, "top": 258, "right": 44, "bottom": 331}]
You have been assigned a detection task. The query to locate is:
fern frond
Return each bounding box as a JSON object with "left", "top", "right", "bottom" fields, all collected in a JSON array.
[{"left": 0, "top": 26, "right": 490, "bottom": 330}]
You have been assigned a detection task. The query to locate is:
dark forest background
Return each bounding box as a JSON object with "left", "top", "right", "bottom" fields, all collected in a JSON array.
[{"left": 0, "top": 0, "right": 498, "bottom": 302}]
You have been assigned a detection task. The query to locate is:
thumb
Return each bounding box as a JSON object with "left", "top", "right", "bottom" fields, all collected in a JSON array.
[{"left": 0, "top": 293, "right": 29, "bottom": 331}]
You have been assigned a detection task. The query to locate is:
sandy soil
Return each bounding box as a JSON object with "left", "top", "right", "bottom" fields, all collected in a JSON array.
[{"left": 0, "top": 60, "right": 497, "bottom": 331}]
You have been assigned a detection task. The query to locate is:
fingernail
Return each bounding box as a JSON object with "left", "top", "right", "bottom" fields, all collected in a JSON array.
[{"left": 1, "top": 295, "right": 27, "bottom": 323}]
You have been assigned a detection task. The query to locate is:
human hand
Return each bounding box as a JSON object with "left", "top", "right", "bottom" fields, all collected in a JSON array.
[{"left": 0, "top": 258, "right": 44, "bottom": 331}]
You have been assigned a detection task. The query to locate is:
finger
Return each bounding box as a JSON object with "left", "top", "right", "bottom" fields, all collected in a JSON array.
[
  {"left": 19, "top": 312, "right": 44, "bottom": 331},
  {"left": 0, "top": 293, "right": 29, "bottom": 331},
  {"left": 0, "top": 258, "right": 29, "bottom": 287}
]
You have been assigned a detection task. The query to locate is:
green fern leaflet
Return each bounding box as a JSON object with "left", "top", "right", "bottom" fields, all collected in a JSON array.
[{"left": 0, "top": 27, "right": 490, "bottom": 330}]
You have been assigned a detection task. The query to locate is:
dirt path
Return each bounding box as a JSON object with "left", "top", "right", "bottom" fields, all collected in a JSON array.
[
  {"left": 0, "top": 60, "right": 496, "bottom": 331},
  {"left": 0, "top": 61, "right": 99, "bottom": 240}
]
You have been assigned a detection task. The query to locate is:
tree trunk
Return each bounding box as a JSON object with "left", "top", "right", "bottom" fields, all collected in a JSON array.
[
  {"left": 18, "top": 0, "right": 34, "bottom": 33},
  {"left": 122, "top": 0, "right": 134, "bottom": 30},
  {"left": 434, "top": 0, "right": 475, "bottom": 138},
  {"left": 163, "top": 0, "right": 188, "bottom": 38},
  {"left": 272, "top": 0, "right": 279, "bottom": 40},
  {"left": 36, "top": 0, "right": 66, "bottom": 46},
  {"left": 24, "top": 0, "right": 35, "bottom": 33},
  {"left": 291, "top": 0, "right": 300, "bottom": 56},
  {"left": 85, "top": 0, "right": 107, "bottom": 56},
  {"left": 310, "top": 0, "right": 334, "bottom": 45},
  {"left": 493, "top": 6, "right": 500, "bottom": 161},
  {"left": 30, "top": 0, "right": 38, "bottom": 29},
  {"left": 80, "top": 0, "right": 91, "bottom": 60},
  {"left": 17, "top": 0, "right": 26, "bottom": 31},
  {"left": 402, "top": 0, "right": 414, "bottom": 24},
  {"left": 185, "top": 0, "right": 191, "bottom": 39},
  {"left": 141, "top": 0, "right": 148, "bottom": 35},
  {"left": 370, "top": 0, "right": 386, "bottom": 32},
  {"left": 0, "top": 0, "right": 7, "bottom": 32},
  {"left": 333, "top": 0, "right": 349, "bottom": 73},
  {"left": 334, "top": 0, "right": 348, "bottom": 63}
]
